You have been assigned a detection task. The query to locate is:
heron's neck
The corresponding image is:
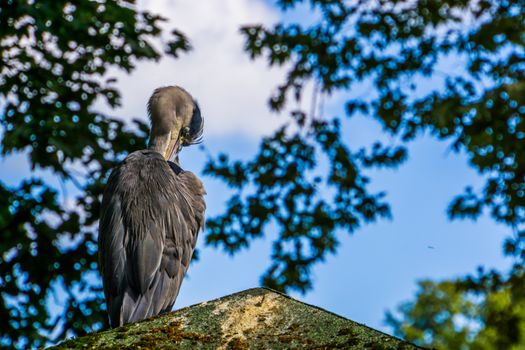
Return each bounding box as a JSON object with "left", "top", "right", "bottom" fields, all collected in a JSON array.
[{"left": 148, "top": 132, "right": 170, "bottom": 156}]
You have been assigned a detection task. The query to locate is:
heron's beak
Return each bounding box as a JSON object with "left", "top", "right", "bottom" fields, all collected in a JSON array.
[{"left": 164, "top": 129, "right": 183, "bottom": 163}]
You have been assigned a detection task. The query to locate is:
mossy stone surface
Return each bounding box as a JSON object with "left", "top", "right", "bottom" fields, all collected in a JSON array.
[{"left": 49, "top": 288, "right": 423, "bottom": 349}]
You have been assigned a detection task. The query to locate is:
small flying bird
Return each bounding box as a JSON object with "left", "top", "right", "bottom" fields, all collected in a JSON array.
[{"left": 98, "top": 86, "right": 206, "bottom": 327}]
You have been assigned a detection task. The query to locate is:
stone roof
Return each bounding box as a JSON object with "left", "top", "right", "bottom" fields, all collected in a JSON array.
[{"left": 50, "top": 288, "right": 423, "bottom": 349}]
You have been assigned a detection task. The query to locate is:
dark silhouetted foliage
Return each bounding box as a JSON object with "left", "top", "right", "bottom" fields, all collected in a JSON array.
[
  {"left": 202, "top": 0, "right": 525, "bottom": 347},
  {"left": 0, "top": 0, "right": 189, "bottom": 348}
]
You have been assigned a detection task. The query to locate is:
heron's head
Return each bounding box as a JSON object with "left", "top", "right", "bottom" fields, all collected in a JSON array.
[{"left": 147, "top": 86, "right": 203, "bottom": 162}]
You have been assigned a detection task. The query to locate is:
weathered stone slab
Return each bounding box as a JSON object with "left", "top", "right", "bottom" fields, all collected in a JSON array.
[{"left": 50, "top": 288, "right": 423, "bottom": 349}]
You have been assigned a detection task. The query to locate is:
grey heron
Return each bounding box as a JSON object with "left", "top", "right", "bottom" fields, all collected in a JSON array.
[{"left": 98, "top": 86, "right": 205, "bottom": 327}]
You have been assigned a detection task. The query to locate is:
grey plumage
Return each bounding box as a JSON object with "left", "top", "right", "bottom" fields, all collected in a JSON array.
[{"left": 98, "top": 86, "right": 205, "bottom": 327}]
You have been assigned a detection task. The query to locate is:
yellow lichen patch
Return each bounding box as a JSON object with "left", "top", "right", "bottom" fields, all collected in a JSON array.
[{"left": 218, "top": 292, "right": 281, "bottom": 349}]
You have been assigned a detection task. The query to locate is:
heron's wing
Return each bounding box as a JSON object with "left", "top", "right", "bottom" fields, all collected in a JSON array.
[
  {"left": 177, "top": 170, "right": 206, "bottom": 261},
  {"left": 150, "top": 169, "right": 206, "bottom": 315},
  {"left": 121, "top": 207, "right": 167, "bottom": 323},
  {"left": 98, "top": 166, "right": 130, "bottom": 327},
  {"left": 125, "top": 186, "right": 175, "bottom": 319},
  {"left": 125, "top": 194, "right": 166, "bottom": 295},
  {"left": 98, "top": 155, "right": 166, "bottom": 326}
]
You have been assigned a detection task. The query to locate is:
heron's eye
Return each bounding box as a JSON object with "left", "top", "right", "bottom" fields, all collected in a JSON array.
[{"left": 181, "top": 127, "right": 191, "bottom": 137}]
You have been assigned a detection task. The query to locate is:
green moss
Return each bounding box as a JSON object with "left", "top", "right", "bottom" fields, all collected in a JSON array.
[{"left": 48, "top": 288, "right": 425, "bottom": 350}]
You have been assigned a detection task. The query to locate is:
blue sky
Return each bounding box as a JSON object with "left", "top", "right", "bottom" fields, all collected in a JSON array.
[{"left": 0, "top": 0, "right": 513, "bottom": 335}]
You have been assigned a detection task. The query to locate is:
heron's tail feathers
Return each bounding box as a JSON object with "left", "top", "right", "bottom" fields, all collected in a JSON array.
[
  {"left": 118, "top": 270, "right": 183, "bottom": 326},
  {"left": 121, "top": 290, "right": 153, "bottom": 325}
]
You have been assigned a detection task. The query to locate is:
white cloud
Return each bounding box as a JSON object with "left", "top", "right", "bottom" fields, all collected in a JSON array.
[{"left": 107, "top": 0, "right": 286, "bottom": 138}]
